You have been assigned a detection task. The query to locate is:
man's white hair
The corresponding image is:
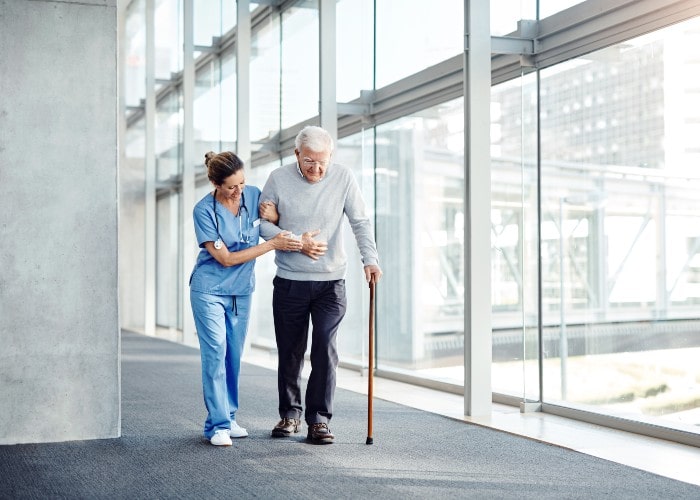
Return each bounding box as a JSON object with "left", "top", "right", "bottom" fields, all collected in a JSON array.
[{"left": 295, "top": 125, "right": 334, "bottom": 153}]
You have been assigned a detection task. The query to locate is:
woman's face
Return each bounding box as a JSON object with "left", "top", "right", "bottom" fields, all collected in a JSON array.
[{"left": 217, "top": 170, "right": 245, "bottom": 203}]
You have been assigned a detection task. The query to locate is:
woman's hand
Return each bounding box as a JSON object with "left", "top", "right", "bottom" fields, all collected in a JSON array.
[
  {"left": 259, "top": 201, "right": 279, "bottom": 224},
  {"left": 270, "top": 231, "right": 303, "bottom": 252}
]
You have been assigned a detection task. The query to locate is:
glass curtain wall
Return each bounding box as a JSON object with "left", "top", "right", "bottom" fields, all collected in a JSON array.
[
  {"left": 121, "top": 0, "right": 700, "bottom": 443},
  {"left": 536, "top": 19, "right": 700, "bottom": 431}
]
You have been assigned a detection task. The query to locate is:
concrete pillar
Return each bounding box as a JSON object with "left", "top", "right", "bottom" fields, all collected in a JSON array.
[{"left": 0, "top": 0, "right": 119, "bottom": 444}]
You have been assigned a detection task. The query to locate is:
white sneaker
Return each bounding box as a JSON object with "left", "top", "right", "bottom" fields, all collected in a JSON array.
[
  {"left": 230, "top": 421, "right": 248, "bottom": 438},
  {"left": 210, "top": 429, "right": 232, "bottom": 446}
]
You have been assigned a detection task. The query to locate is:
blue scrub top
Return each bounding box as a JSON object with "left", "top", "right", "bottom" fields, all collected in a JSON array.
[{"left": 189, "top": 185, "right": 261, "bottom": 295}]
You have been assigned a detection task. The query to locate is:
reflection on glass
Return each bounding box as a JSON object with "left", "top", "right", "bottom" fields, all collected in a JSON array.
[
  {"left": 375, "top": 98, "right": 465, "bottom": 384},
  {"left": 375, "top": 0, "right": 462, "bottom": 89},
  {"left": 281, "top": 3, "right": 319, "bottom": 128},
  {"left": 337, "top": 0, "right": 373, "bottom": 103},
  {"left": 536, "top": 19, "right": 700, "bottom": 431}
]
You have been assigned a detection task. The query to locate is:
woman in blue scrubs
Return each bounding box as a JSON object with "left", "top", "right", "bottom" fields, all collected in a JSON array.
[{"left": 190, "top": 151, "right": 302, "bottom": 446}]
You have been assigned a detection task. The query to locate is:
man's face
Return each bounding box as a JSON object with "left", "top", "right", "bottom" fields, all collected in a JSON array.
[{"left": 295, "top": 147, "right": 331, "bottom": 183}]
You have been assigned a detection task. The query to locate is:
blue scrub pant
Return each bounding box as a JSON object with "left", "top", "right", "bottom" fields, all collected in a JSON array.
[
  {"left": 190, "top": 290, "right": 250, "bottom": 439},
  {"left": 272, "top": 277, "right": 347, "bottom": 425}
]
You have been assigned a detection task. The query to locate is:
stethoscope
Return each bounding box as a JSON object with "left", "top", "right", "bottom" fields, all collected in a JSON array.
[{"left": 213, "top": 189, "right": 251, "bottom": 249}]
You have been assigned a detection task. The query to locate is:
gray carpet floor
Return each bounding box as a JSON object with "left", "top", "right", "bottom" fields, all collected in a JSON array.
[{"left": 1, "top": 330, "right": 699, "bottom": 499}]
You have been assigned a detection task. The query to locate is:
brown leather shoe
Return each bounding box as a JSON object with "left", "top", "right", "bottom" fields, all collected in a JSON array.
[
  {"left": 271, "top": 418, "right": 301, "bottom": 437},
  {"left": 307, "top": 422, "right": 334, "bottom": 444}
]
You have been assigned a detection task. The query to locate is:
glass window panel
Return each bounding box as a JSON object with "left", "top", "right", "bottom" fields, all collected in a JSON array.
[
  {"left": 539, "top": 18, "right": 700, "bottom": 433},
  {"left": 375, "top": 0, "right": 462, "bottom": 89},
  {"left": 195, "top": 177, "right": 212, "bottom": 201},
  {"left": 490, "top": 73, "right": 540, "bottom": 400},
  {"left": 220, "top": 50, "right": 237, "bottom": 152},
  {"left": 375, "top": 98, "right": 465, "bottom": 385},
  {"left": 335, "top": 130, "right": 376, "bottom": 364},
  {"left": 281, "top": 2, "right": 319, "bottom": 128},
  {"left": 121, "top": 120, "right": 146, "bottom": 332},
  {"left": 250, "top": 15, "right": 281, "bottom": 145},
  {"left": 156, "top": 192, "right": 181, "bottom": 329},
  {"left": 247, "top": 160, "right": 283, "bottom": 348},
  {"left": 194, "top": 0, "right": 235, "bottom": 47},
  {"left": 125, "top": 0, "right": 146, "bottom": 109},
  {"left": 194, "top": 59, "right": 222, "bottom": 162},
  {"left": 222, "top": 2, "right": 236, "bottom": 34},
  {"left": 154, "top": 0, "right": 182, "bottom": 82},
  {"left": 336, "top": 0, "right": 373, "bottom": 103},
  {"left": 155, "top": 90, "right": 181, "bottom": 181}
]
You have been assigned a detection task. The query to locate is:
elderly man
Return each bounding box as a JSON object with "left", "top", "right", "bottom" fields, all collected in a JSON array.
[{"left": 259, "top": 125, "right": 382, "bottom": 444}]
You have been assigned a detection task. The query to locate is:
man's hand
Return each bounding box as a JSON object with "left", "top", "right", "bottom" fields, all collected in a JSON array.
[
  {"left": 364, "top": 264, "right": 383, "bottom": 284},
  {"left": 300, "top": 230, "right": 328, "bottom": 260}
]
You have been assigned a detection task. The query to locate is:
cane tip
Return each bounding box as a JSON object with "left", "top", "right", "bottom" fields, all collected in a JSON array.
[{"left": 366, "top": 437, "right": 374, "bottom": 445}]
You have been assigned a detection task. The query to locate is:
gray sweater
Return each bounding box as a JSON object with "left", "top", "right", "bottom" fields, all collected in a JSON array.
[{"left": 259, "top": 162, "right": 379, "bottom": 281}]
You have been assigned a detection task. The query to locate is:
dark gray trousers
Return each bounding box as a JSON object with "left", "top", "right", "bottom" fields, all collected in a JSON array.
[{"left": 272, "top": 277, "right": 347, "bottom": 425}]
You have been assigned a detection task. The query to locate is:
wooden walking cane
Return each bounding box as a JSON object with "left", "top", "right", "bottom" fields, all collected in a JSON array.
[{"left": 366, "top": 280, "right": 375, "bottom": 445}]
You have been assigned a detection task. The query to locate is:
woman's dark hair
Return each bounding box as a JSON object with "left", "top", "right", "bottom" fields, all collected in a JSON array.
[{"left": 204, "top": 151, "right": 244, "bottom": 186}]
